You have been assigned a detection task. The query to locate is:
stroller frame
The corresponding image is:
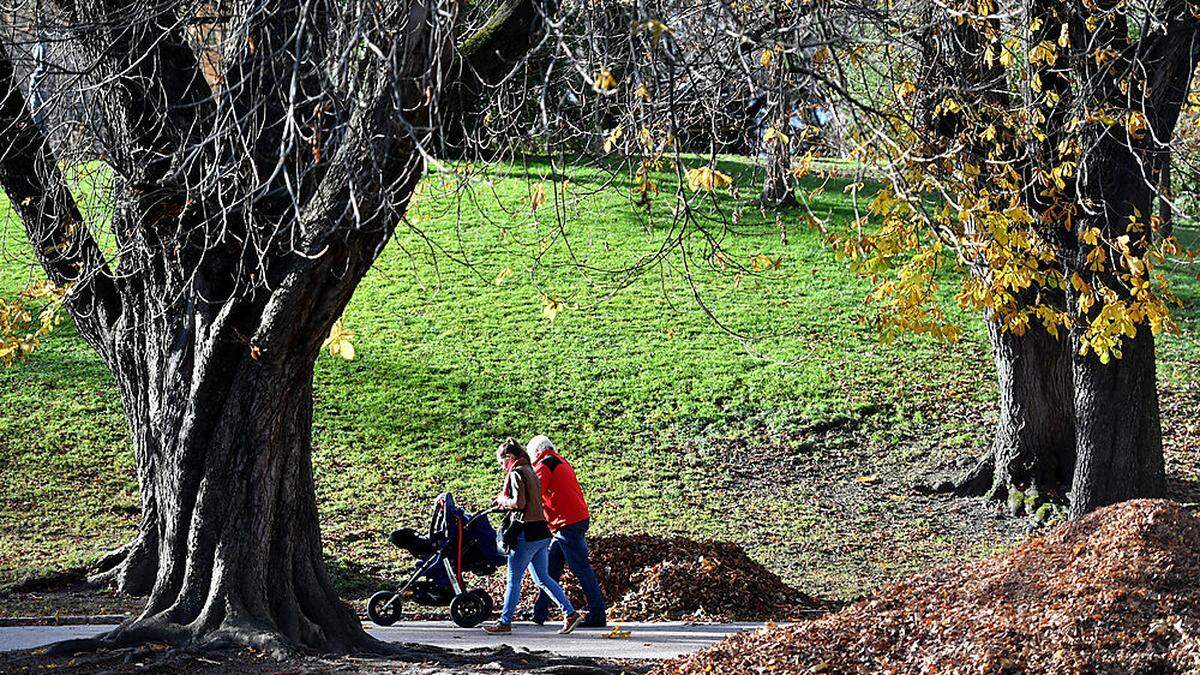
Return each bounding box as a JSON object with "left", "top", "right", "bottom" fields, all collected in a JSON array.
[{"left": 368, "top": 498, "right": 500, "bottom": 628}]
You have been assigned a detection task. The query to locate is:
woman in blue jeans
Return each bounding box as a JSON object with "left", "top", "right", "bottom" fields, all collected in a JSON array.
[{"left": 484, "top": 439, "right": 583, "bottom": 635}]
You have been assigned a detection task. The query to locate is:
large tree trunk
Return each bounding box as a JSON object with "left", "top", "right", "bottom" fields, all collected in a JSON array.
[
  {"left": 956, "top": 320, "right": 1075, "bottom": 501},
  {"left": 3, "top": 0, "right": 521, "bottom": 656},
  {"left": 1068, "top": 326, "right": 1165, "bottom": 517},
  {"left": 109, "top": 356, "right": 366, "bottom": 653},
  {"left": 1060, "top": 75, "right": 1171, "bottom": 517}
]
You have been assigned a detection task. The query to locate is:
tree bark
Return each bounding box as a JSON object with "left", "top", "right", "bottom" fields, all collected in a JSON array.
[
  {"left": 438, "top": 0, "right": 554, "bottom": 155},
  {"left": 3, "top": 0, "right": 442, "bottom": 652},
  {"left": 86, "top": 375, "right": 163, "bottom": 596},
  {"left": 760, "top": 128, "right": 797, "bottom": 207},
  {"left": 1068, "top": 325, "right": 1165, "bottom": 517},
  {"left": 758, "top": 51, "right": 797, "bottom": 208},
  {"left": 105, "top": 352, "right": 367, "bottom": 654},
  {"left": 956, "top": 320, "right": 1076, "bottom": 501},
  {"left": 1059, "top": 60, "right": 1174, "bottom": 518}
]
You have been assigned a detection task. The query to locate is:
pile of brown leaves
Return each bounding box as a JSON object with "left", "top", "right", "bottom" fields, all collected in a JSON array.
[
  {"left": 659, "top": 500, "right": 1200, "bottom": 674},
  {"left": 483, "top": 534, "right": 822, "bottom": 622}
]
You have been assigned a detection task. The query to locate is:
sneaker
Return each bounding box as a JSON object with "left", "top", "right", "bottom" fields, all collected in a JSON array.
[
  {"left": 559, "top": 612, "right": 583, "bottom": 635},
  {"left": 483, "top": 622, "right": 512, "bottom": 634},
  {"left": 531, "top": 616, "right": 546, "bottom": 626}
]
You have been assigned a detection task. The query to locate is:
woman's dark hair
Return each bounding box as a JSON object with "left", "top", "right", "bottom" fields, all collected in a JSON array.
[{"left": 497, "top": 437, "right": 525, "bottom": 459}]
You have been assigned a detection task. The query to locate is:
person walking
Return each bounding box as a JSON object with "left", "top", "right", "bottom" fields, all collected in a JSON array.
[
  {"left": 483, "top": 438, "right": 583, "bottom": 635},
  {"left": 527, "top": 435, "right": 607, "bottom": 627}
]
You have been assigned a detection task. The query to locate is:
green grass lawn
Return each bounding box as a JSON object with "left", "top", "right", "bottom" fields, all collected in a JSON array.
[{"left": 1, "top": 157, "right": 1198, "bottom": 605}]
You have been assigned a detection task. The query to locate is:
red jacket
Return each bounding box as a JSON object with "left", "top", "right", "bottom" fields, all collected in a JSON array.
[{"left": 532, "top": 449, "right": 590, "bottom": 532}]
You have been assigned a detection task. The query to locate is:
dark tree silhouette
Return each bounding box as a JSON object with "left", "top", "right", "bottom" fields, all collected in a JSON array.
[{"left": 0, "top": 0, "right": 538, "bottom": 653}]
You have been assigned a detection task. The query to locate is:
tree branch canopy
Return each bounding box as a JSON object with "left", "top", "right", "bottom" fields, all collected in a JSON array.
[{"left": 0, "top": 42, "right": 118, "bottom": 345}]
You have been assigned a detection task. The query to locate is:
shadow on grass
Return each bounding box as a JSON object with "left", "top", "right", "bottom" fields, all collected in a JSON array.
[{"left": 326, "top": 555, "right": 398, "bottom": 600}]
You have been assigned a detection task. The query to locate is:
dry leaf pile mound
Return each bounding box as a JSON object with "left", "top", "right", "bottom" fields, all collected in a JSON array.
[
  {"left": 658, "top": 499, "right": 1200, "bottom": 674},
  {"left": 483, "top": 534, "right": 822, "bottom": 622}
]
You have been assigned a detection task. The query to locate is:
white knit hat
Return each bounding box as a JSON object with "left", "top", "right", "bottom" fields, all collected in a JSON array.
[{"left": 526, "top": 435, "right": 555, "bottom": 460}]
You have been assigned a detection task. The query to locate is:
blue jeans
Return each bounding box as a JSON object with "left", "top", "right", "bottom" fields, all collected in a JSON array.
[
  {"left": 500, "top": 532, "right": 575, "bottom": 624},
  {"left": 533, "top": 519, "right": 606, "bottom": 623}
]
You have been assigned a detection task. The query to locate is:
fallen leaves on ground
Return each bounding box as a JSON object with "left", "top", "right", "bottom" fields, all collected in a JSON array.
[
  {"left": 483, "top": 534, "right": 825, "bottom": 622},
  {"left": 657, "top": 500, "right": 1200, "bottom": 674}
]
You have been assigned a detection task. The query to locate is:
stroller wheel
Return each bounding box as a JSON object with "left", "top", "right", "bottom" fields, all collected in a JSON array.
[
  {"left": 449, "top": 589, "right": 492, "bottom": 628},
  {"left": 367, "top": 591, "right": 402, "bottom": 627},
  {"left": 477, "top": 589, "right": 495, "bottom": 617}
]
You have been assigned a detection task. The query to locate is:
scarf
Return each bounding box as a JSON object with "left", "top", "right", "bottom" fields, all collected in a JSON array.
[{"left": 500, "top": 456, "right": 525, "bottom": 496}]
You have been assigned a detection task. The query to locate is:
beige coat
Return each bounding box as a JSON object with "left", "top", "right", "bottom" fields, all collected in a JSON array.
[{"left": 496, "top": 462, "right": 548, "bottom": 524}]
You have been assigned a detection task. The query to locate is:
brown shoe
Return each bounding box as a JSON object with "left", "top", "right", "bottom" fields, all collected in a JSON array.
[
  {"left": 483, "top": 622, "right": 512, "bottom": 634},
  {"left": 559, "top": 612, "right": 583, "bottom": 635}
]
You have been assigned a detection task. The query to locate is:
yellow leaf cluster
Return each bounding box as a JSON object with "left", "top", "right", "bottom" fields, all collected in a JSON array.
[
  {"left": 603, "top": 126, "right": 623, "bottom": 154},
  {"left": 685, "top": 166, "right": 733, "bottom": 192},
  {"left": 0, "top": 281, "right": 66, "bottom": 366},
  {"left": 829, "top": 1, "right": 1200, "bottom": 362},
  {"left": 322, "top": 319, "right": 356, "bottom": 361},
  {"left": 593, "top": 67, "right": 617, "bottom": 92},
  {"left": 763, "top": 127, "right": 788, "bottom": 146}
]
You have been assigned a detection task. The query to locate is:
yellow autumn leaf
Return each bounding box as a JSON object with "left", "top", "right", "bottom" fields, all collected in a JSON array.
[
  {"left": 893, "top": 81, "right": 916, "bottom": 101},
  {"left": 605, "top": 625, "right": 632, "bottom": 639},
  {"left": 686, "top": 167, "right": 733, "bottom": 192},
  {"left": 1126, "top": 110, "right": 1149, "bottom": 139},
  {"left": 494, "top": 267, "right": 513, "bottom": 286},
  {"left": 593, "top": 67, "right": 617, "bottom": 92},
  {"left": 530, "top": 183, "right": 546, "bottom": 212},
  {"left": 322, "top": 319, "right": 356, "bottom": 361},
  {"left": 634, "top": 18, "right": 670, "bottom": 45},
  {"left": 1029, "top": 40, "right": 1057, "bottom": 67},
  {"left": 999, "top": 40, "right": 1018, "bottom": 67},
  {"left": 542, "top": 295, "right": 566, "bottom": 321},
  {"left": 751, "top": 254, "right": 782, "bottom": 270},
  {"left": 603, "top": 127, "right": 623, "bottom": 154}
]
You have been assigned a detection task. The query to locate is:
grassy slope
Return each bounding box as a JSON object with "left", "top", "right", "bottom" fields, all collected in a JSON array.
[{"left": 1, "top": 157, "right": 1197, "bottom": 603}]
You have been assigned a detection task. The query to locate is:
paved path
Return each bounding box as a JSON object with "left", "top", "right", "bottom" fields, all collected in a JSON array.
[{"left": 0, "top": 621, "right": 764, "bottom": 660}]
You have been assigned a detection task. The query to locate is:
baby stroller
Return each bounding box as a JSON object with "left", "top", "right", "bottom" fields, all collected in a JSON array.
[{"left": 368, "top": 493, "right": 506, "bottom": 628}]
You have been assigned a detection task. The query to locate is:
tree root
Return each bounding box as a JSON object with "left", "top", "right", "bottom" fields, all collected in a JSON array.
[
  {"left": 13, "top": 638, "right": 644, "bottom": 675},
  {"left": 85, "top": 531, "right": 157, "bottom": 596},
  {"left": 43, "top": 614, "right": 387, "bottom": 661},
  {"left": 920, "top": 450, "right": 1071, "bottom": 524},
  {"left": 35, "top": 618, "right": 640, "bottom": 672},
  {"left": 918, "top": 451, "right": 999, "bottom": 498}
]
